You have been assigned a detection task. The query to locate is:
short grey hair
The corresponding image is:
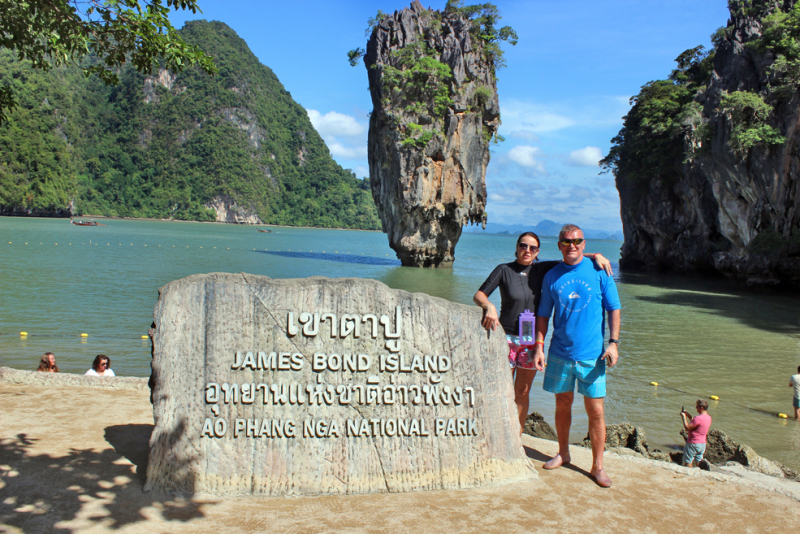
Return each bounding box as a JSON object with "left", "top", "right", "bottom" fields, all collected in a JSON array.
[{"left": 559, "top": 224, "right": 583, "bottom": 241}]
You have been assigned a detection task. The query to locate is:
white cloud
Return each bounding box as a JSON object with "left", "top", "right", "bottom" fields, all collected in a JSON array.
[
  {"left": 305, "top": 108, "right": 368, "bottom": 163},
  {"left": 498, "top": 96, "right": 632, "bottom": 139},
  {"left": 566, "top": 146, "right": 602, "bottom": 167},
  {"left": 506, "top": 145, "right": 547, "bottom": 174},
  {"left": 327, "top": 141, "right": 368, "bottom": 160},
  {"left": 354, "top": 165, "right": 369, "bottom": 179},
  {"left": 306, "top": 109, "right": 366, "bottom": 137},
  {"left": 500, "top": 99, "right": 574, "bottom": 133},
  {"left": 509, "top": 130, "right": 540, "bottom": 142}
]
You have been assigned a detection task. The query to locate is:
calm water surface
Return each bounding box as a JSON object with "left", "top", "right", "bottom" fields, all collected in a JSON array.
[{"left": 2, "top": 217, "right": 799, "bottom": 470}]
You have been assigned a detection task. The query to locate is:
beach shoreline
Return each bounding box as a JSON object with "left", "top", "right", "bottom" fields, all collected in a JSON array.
[
  {"left": 2, "top": 373, "right": 799, "bottom": 533},
  {"left": 2, "top": 213, "right": 383, "bottom": 232}
]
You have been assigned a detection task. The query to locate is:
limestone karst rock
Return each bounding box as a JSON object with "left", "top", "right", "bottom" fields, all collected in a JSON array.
[
  {"left": 364, "top": 1, "right": 500, "bottom": 267},
  {"left": 144, "top": 273, "right": 536, "bottom": 496},
  {"left": 611, "top": 1, "right": 800, "bottom": 289}
]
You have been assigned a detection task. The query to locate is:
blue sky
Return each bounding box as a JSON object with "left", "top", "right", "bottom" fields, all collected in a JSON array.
[{"left": 169, "top": 1, "right": 732, "bottom": 232}]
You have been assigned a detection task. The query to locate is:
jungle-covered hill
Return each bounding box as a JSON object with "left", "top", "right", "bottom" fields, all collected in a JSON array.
[{"left": 0, "top": 20, "right": 380, "bottom": 229}]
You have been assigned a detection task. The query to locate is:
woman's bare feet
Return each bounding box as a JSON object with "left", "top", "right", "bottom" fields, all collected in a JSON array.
[
  {"left": 591, "top": 467, "right": 612, "bottom": 488},
  {"left": 543, "top": 453, "right": 570, "bottom": 470}
]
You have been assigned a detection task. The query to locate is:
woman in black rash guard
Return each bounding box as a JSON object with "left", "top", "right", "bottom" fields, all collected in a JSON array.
[{"left": 473, "top": 231, "right": 612, "bottom": 431}]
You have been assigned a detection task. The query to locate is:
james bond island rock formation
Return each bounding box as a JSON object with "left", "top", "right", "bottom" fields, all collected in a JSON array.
[
  {"left": 357, "top": 2, "right": 515, "bottom": 267},
  {"left": 145, "top": 273, "right": 535, "bottom": 497},
  {"left": 603, "top": 0, "right": 800, "bottom": 289}
]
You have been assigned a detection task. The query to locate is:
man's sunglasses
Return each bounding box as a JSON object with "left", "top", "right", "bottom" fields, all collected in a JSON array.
[
  {"left": 517, "top": 243, "right": 539, "bottom": 251},
  {"left": 559, "top": 238, "right": 585, "bottom": 246}
]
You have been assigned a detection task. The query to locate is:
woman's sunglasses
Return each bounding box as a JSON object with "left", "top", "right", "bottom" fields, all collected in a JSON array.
[
  {"left": 559, "top": 238, "right": 585, "bottom": 246},
  {"left": 517, "top": 244, "right": 539, "bottom": 251}
]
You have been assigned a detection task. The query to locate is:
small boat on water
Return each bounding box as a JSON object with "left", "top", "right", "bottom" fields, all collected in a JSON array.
[
  {"left": 71, "top": 219, "right": 105, "bottom": 226},
  {"left": 257, "top": 229, "right": 272, "bottom": 233}
]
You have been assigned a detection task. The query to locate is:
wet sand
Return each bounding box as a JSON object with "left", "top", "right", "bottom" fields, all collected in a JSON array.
[{"left": 1, "top": 382, "right": 799, "bottom": 533}]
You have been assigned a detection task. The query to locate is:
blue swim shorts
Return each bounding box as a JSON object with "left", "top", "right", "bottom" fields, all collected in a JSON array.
[
  {"left": 793, "top": 397, "right": 800, "bottom": 409},
  {"left": 683, "top": 442, "right": 706, "bottom": 464},
  {"left": 542, "top": 354, "right": 606, "bottom": 398}
]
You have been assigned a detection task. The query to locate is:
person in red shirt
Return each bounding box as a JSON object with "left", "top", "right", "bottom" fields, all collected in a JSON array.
[{"left": 680, "top": 399, "right": 712, "bottom": 467}]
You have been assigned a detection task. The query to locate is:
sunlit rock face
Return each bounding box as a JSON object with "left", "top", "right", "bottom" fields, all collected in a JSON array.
[
  {"left": 365, "top": 1, "right": 498, "bottom": 267},
  {"left": 616, "top": 1, "right": 800, "bottom": 289}
]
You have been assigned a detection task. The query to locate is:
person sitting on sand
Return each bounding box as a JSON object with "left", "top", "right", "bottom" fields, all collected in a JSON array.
[
  {"left": 36, "top": 352, "right": 59, "bottom": 372},
  {"left": 790, "top": 366, "right": 800, "bottom": 420},
  {"left": 681, "top": 399, "right": 712, "bottom": 467},
  {"left": 85, "top": 354, "right": 115, "bottom": 377}
]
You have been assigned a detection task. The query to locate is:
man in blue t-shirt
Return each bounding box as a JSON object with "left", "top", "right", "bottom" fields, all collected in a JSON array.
[{"left": 532, "top": 224, "right": 621, "bottom": 488}]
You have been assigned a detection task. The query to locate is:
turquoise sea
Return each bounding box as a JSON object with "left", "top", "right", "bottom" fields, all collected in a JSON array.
[{"left": 1, "top": 216, "right": 799, "bottom": 471}]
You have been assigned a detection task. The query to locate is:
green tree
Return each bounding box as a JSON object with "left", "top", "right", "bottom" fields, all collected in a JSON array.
[
  {"left": 601, "top": 46, "right": 714, "bottom": 183},
  {"left": 719, "top": 90, "right": 785, "bottom": 157},
  {"left": 0, "top": 0, "right": 217, "bottom": 123}
]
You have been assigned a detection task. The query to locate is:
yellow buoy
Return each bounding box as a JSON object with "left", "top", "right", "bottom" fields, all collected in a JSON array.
[
  {"left": 80, "top": 333, "right": 89, "bottom": 338},
  {"left": 778, "top": 413, "right": 788, "bottom": 419},
  {"left": 20, "top": 332, "right": 28, "bottom": 336},
  {"left": 141, "top": 335, "right": 148, "bottom": 339},
  {"left": 650, "top": 382, "right": 658, "bottom": 386},
  {"left": 710, "top": 395, "right": 719, "bottom": 401}
]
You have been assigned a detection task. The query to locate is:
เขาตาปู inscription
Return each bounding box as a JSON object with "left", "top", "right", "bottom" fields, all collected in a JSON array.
[{"left": 145, "top": 274, "right": 535, "bottom": 497}]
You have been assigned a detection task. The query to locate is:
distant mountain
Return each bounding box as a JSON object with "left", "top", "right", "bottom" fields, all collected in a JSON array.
[
  {"left": 464, "top": 219, "right": 623, "bottom": 241},
  {"left": 0, "top": 21, "right": 380, "bottom": 229}
]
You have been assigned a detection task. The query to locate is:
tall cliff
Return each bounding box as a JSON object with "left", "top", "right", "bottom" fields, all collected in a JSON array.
[
  {"left": 0, "top": 21, "right": 380, "bottom": 229},
  {"left": 606, "top": 0, "right": 800, "bottom": 289},
  {"left": 364, "top": 1, "right": 502, "bottom": 267}
]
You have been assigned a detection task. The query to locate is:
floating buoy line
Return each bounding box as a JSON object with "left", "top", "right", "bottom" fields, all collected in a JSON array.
[
  {"left": 613, "top": 373, "right": 787, "bottom": 419},
  {"left": 2, "top": 241, "right": 511, "bottom": 260}
]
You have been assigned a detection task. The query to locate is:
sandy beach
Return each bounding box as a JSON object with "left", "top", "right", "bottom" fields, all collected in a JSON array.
[{"left": 1, "top": 378, "right": 799, "bottom": 534}]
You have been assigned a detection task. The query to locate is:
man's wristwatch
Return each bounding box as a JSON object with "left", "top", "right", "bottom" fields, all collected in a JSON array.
[{"left": 608, "top": 338, "right": 619, "bottom": 345}]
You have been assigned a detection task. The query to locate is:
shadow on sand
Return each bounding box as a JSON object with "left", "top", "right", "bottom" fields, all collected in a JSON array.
[
  {"left": 0, "top": 424, "right": 211, "bottom": 533},
  {"left": 523, "top": 445, "right": 593, "bottom": 480}
]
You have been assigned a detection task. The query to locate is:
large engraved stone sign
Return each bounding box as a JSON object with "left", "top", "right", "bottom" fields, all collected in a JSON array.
[{"left": 145, "top": 273, "right": 536, "bottom": 496}]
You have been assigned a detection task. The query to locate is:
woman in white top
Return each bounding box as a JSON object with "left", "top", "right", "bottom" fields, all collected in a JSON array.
[{"left": 85, "top": 354, "right": 116, "bottom": 377}]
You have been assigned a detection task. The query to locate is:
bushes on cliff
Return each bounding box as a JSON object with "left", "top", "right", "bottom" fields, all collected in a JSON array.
[
  {"left": 719, "top": 91, "right": 785, "bottom": 157},
  {"left": 601, "top": 46, "right": 714, "bottom": 185}
]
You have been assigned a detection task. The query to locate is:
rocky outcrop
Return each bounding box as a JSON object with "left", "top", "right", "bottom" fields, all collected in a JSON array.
[
  {"left": 523, "top": 412, "right": 557, "bottom": 441},
  {"left": 204, "top": 194, "right": 262, "bottom": 224},
  {"left": 702, "top": 428, "right": 798, "bottom": 479},
  {"left": 616, "top": 1, "right": 800, "bottom": 289},
  {"left": 0, "top": 203, "right": 74, "bottom": 217},
  {"left": 573, "top": 422, "right": 798, "bottom": 480},
  {"left": 365, "top": 1, "right": 499, "bottom": 267},
  {"left": 580, "top": 423, "right": 672, "bottom": 462}
]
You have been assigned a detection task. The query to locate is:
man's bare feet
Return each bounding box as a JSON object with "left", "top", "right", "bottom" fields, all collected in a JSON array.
[
  {"left": 591, "top": 467, "right": 612, "bottom": 488},
  {"left": 543, "top": 453, "right": 570, "bottom": 470}
]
